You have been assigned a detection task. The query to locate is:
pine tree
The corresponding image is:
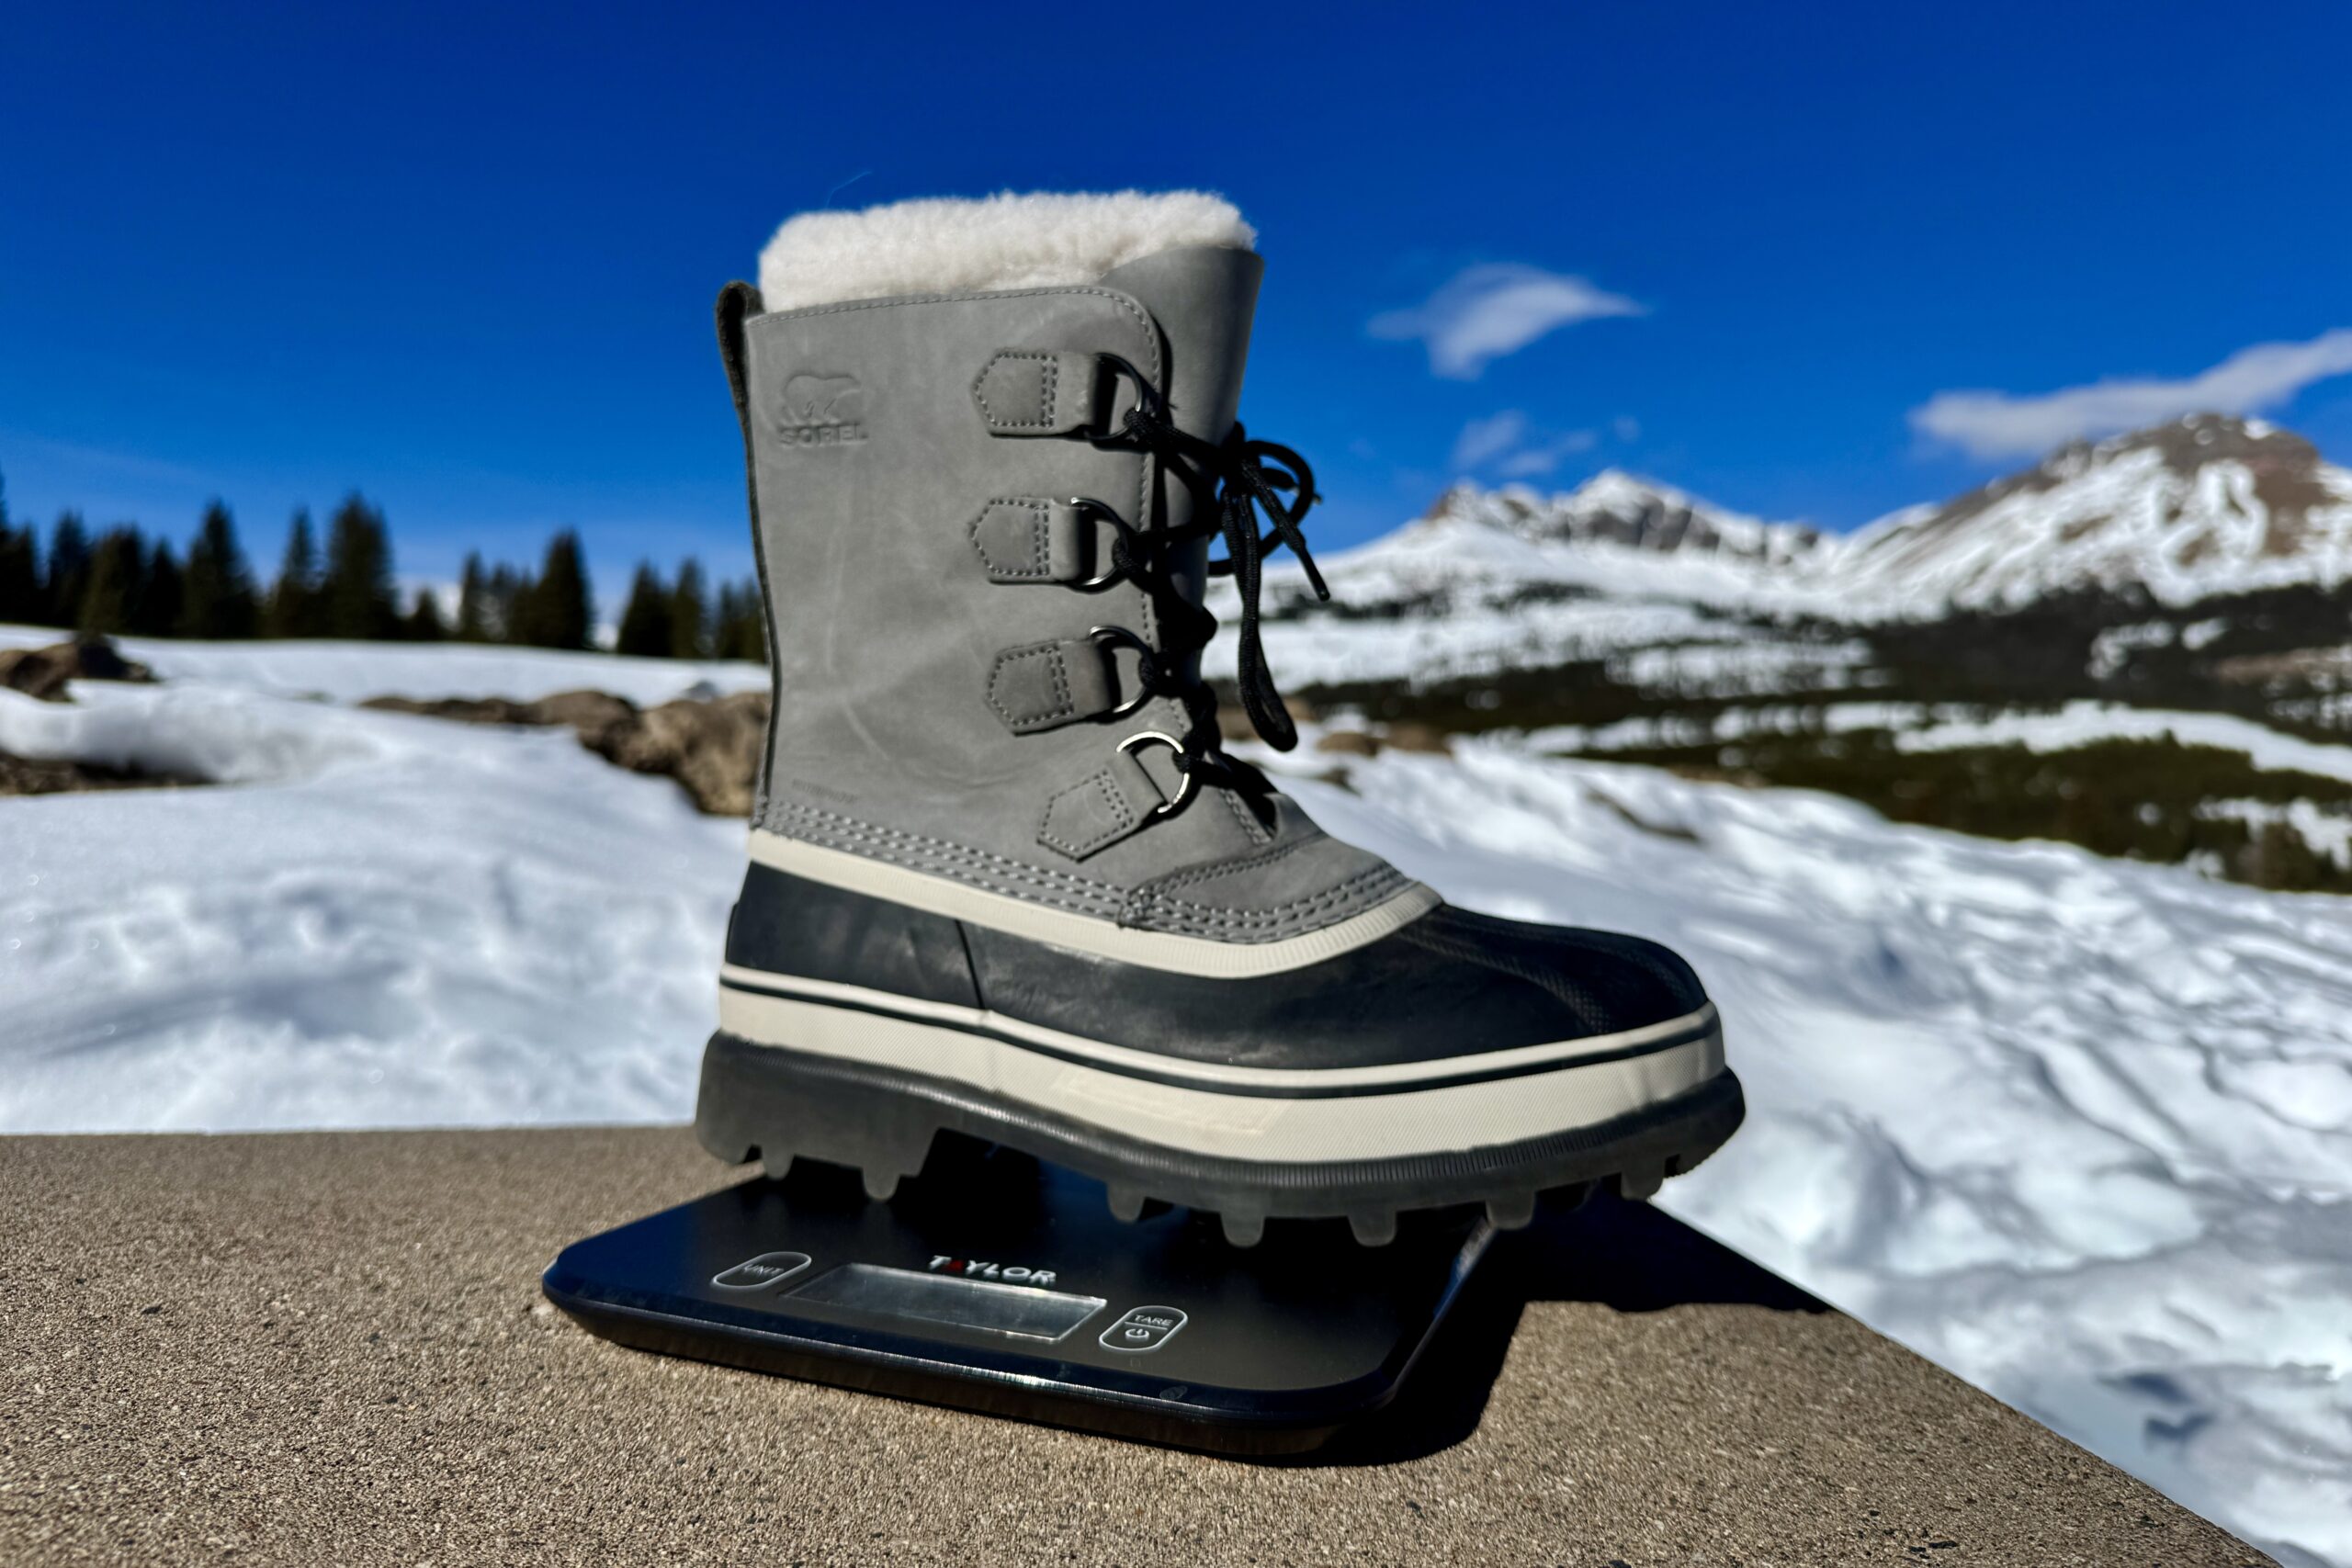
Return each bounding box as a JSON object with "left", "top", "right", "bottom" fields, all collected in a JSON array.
[
  {"left": 668, "top": 558, "right": 708, "bottom": 660},
  {"left": 267, "top": 509, "right": 324, "bottom": 637},
  {"left": 180, "top": 501, "right": 260, "bottom": 638},
  {"left": 321, "top": 493, "right": 398, "bottom": 640},
  {"left": 46, "top": 513, "right": 91, "bottom": 629},
  {"left": 454, "top": 552, "right": 490, "bottom": 641},
  {"left": 714, "top": 579, "right": 767, "bottom": 662},
  {"left": 514, "top": 529, "right": 593, "bottom": 649},
  {"left": 0, "top": 470, "right": 40, "bottom": 626},
  {"left": 614, "top": 563, "right": 673, "bottom": 657},
  {"left": 135, "top": 540, "right": 184, "bottom": 637},
  {"left": 402, "top": 587, "right": 447, "bottom": 641},
  {"left": 0, "top": 527, "right": 36, "bottom": 626},
  {"left": 78, "top": 526, "right": 147, "bottom": 635},
  {"left": 487, "top": 563, "right": 525, "bottom": 643}
]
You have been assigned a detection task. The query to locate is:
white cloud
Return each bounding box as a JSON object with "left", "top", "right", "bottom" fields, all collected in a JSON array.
[
  {"left": 1452, "top": 411, "right": 1639, "bottom": 478},
  {"left": 1497, "top": 428, "right": 1600, "bottom": 478},
  {"left": 1912, "top": 329, "right": 2352, "bottom": 459},
  {"left": 1371, "top": 264, "right": 1645, "bottom": 379},
  {"left": 1450, "top": 411, "right": 1530, "bottom": 469}
]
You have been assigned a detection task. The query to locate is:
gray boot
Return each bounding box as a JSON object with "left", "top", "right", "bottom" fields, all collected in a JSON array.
[{"left": 695, "top": 192, "right": 1740, "bottom": 1244}]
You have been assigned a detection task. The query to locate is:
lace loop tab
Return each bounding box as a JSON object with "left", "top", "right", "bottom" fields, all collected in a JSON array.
[
  {"left": 969, "top": 499, "right": 1090, "bottom": 584},
  {"left": 1036, "top": 739, "right": 1184, "bottom": 861},
  {"left": 985, "top": 632, "right": 1150, "bottom": 734},
  {"left": 972, "top": 349, "right": 1118, "bottom": 436}
]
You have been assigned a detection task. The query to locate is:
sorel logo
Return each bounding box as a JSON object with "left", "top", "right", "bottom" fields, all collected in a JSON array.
[{"left": 775, "top": 372, "right": 869, "bottom": 446}]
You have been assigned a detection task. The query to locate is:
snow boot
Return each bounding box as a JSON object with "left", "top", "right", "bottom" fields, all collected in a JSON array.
[{"left": 694, "top": 192, "right": 1741, "bottom": 1244}]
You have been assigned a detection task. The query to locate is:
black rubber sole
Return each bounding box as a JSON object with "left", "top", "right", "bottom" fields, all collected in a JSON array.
[{"left": 694, "top": 1031, "right": 1746, "bottom": 1247}]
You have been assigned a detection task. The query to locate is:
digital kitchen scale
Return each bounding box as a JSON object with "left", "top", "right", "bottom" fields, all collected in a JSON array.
[{"left": 543, "top": 1136, "right": 1496, "bottom": 1455}]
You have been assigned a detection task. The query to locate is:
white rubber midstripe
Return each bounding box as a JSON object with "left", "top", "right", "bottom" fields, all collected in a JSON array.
[
  {"left": 746, "top": 829, "right": 1442, "bottom": 976},
  {"left": 717, "top": 976, "right": 1726, "bottom": 1164},
  {"left": 721, "top": 964, "right": 1718, "bottom": 1091}
]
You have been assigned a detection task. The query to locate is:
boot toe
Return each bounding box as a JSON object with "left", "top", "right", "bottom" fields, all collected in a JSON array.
[{"left": 1397, "top": 905, "right": 1711, "bottom": 1043}]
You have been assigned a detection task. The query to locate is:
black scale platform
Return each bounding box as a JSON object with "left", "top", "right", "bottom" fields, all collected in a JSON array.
[{"left": 544, "top": 1137, "right": 1496, "bottom": 1455}]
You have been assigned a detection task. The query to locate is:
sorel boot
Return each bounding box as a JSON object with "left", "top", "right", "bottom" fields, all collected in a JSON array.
[{"left": 695, "top": 192, "right": 1741, "bottom": 1244}]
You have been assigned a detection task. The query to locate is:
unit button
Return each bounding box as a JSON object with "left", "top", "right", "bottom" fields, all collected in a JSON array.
[
  {"left": 1099, "top": 1305, "right": 1188, "bottom": 1353},
  {"left": 710, "top": 1251, "right": 813, "bottom": 1291}
]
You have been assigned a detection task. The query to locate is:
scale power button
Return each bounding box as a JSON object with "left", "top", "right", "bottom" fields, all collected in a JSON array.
[
  {"left": 710, "top": 1251, "right": 812, "bottom": 1291},
  {"left": 1100, "top": 1306, "right": 1188, "bottom": 1352}
]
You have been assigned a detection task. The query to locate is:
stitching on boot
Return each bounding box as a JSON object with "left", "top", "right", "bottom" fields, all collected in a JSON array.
[
  {"left": 1038, "top": 768, "right": 1134, "bottom": 859},
  {"left": 969, "top": 499, "right": 1054, "bottom": 579},
  {"left": 1137, "top": 829, "right": 1325, "bottom": 892},
  {"left": 769, "top": 800, "right": 1114, "bottom": 895},
  {"left": 1126, "top": 864, "right": 1415, "bottom": 935},
  {"left": 1220, "top": 786, "right": 1273, "bottom": 848},
  {"left": 987, "top": 641, "right": 1075, "bottom": 728},
  {"left": 972, "top": 350, "right": 1060, "bottom": 430},
  {"left": 1125, "top": 836, "right": 1416, "bottom": 935},
  {"left": 763, "top": 803, "right": 1126, "bottom": 916},
  {"left": 762, "top": 800, "right": 1411, "bottom": 939}
]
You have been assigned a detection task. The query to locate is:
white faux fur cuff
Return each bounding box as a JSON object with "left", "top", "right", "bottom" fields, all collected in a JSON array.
[{"left": 755, "top": 191, "right": 1255, "bottom": 311}]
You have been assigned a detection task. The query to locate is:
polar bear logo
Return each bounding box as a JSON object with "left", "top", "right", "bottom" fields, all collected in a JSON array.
[{"left": 775, "top": 374, "right": 868, "bottom": 445}]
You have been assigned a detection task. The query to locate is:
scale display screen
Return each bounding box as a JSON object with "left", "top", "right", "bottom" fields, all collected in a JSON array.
[{"left": 788, "top": 1263, "right": 1108, "bottom": 1342}]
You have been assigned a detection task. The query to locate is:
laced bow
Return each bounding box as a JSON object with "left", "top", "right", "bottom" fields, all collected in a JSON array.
[{"left": 1102, "top": 392, "right": 1329, "bottom": 760}]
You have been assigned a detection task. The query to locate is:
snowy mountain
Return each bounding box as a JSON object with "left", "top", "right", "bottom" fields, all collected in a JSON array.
[
  {"left": 1428, "top": 469, "right": 1825, "bottom": 568},
  {"left": 1263, "top": 413, "right": 2352, "bottom": 623},
  {"left": 1218, "top": 414, "right": 2352, "bottom": 709},
  {"left": 1838, "top": 414, "right": 2352, "bottom": 612}
]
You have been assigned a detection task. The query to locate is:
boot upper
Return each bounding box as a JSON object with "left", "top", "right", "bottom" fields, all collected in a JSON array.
[{"left": 724, "top": 197, "right": 1431, "bottom": 952}]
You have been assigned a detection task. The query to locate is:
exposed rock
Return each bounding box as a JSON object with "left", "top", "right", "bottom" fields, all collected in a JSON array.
[
  {"left": 528, "top": 689, "right": 639, "bottom": 744},
  {"left": 580, "top": 691, "right": 769, "bottom": 817},
  {"left": 364, "top": 686, "right": 767, "bottom": 816},
  {"left": 1312, "top": 723, "right": 1453, "bottom": 760},
  {"left": 0, "top": 750, "right": 189, "bottom": 797},
  {"left": 1383, "top": 721, "right": 1453, "bottom": 756},
  {"left": 0, "top": 637, "right": 157, "bottom": 703},
  {"left": 356, "top": 689, "right": 637, "bottom": 741},
  {"left": 360, "top": 694, "right": 551, "bottom": 726}
]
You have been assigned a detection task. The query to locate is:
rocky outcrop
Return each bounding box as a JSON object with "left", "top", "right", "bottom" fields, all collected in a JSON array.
[
  {"left": 577, "top": 691, "right": 767, "bottom": 817},
  {"left": 362, "top": 687, "right": 769, "bottom": 816},
  {"left": 0, "top": 751, "right": 188, "bottom": 798},
  {"left": 0, "top": 637, "right": 157, "bottom": 703}
]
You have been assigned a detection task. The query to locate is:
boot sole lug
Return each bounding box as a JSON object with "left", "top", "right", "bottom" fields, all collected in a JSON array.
[{"left": 694, "top": 1030, "right": 1744, "bottom": 1241}]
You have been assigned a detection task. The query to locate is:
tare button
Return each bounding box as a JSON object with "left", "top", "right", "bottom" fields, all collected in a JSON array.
[
  {"left": 1099, "top": 1305, "right": 1188, "bottom": 1352},
  {"left": 710, "top": 1251, "right": 812, "bottom": 1291}
]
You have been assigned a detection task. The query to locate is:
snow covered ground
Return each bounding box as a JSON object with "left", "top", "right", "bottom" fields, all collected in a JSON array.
[
  {"left": 2, "top": 637, "right": 2346, "bottom": 1564},
  {"left": 0, "top": 624, "right": 769, "bottom": 706},
  {"left": 0, "top": 626, "right": 762, "bottom": 1129},
  {"left": 1268, "top": 739, "right": 2352, "bottom": 1567}
]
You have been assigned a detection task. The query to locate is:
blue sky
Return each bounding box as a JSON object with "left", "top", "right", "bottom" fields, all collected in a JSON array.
[{"left": 6, "top": 0, "right": 2350, "bottom": 595}]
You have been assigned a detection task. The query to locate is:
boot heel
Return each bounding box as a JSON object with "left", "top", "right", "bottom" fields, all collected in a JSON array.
[{"left": 695, "top": 1032, "right": 941, "bottom": 1190}]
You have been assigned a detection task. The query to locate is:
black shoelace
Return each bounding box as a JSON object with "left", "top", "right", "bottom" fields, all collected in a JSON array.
[{"left": 1088, "top": 375, "right": 1329, "bottom": 800}]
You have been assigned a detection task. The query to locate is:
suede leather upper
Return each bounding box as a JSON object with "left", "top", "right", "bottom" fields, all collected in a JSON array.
[{"left": 729, "top": 245, "right": 1423, "bottom": 942}]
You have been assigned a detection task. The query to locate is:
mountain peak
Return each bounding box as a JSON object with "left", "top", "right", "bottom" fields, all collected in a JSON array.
[
  {"left": 1394, "top": 415, "right": 2352, "bottom": 620},
  {"left": 1426, "top": 470, "right": 1822, "bottom": 566},
  {"left": 1841, "top": 412, "right": 2352, "bottom": 610}
]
